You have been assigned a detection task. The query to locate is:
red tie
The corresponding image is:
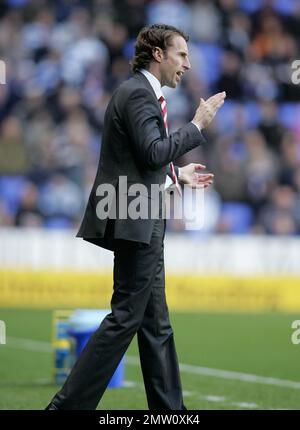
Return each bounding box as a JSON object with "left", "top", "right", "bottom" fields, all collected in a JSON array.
[{"left": 158, "top": 96, "right": 182, "bottom": 196}]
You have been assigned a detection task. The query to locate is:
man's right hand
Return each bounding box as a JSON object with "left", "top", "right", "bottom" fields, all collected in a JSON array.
[{"left": 192, "top": 91, "right": 226, "bottom": 130}]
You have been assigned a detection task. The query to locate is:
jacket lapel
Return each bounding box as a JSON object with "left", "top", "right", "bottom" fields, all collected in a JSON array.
[{"left": 133, "top": 72, "right": 166, "bottom": 137}]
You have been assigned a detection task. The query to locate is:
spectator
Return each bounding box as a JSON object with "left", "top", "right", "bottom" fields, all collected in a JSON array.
[
  {"left": 0, "top": 116, "right": 29, "bottom": 175},
  {"left": 14, "top": 181, "right": 44, "bottom": 227},
  {"left": 0, "top": 0, "right": 299, "bottom": 236}
]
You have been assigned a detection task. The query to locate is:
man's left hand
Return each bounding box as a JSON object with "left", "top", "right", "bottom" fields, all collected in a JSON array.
[{"left": 179, "top": 163, "right": 214, "bottom": 189}]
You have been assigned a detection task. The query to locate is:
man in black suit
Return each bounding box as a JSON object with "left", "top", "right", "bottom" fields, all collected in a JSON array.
[{"left": 46, "top": 24, "right": 225, "bottom": 410}]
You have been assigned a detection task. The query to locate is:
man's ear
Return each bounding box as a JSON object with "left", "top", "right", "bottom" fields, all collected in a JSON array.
[{"left": 152, "top": 47, "right": 163, "bottom": 63}]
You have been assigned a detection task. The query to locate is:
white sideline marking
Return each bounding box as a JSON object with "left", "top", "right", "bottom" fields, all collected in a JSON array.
[
  {"left": 182, "top": 391, "right": 193, "bottom": 397},
  {"left": 125, "top": 356, "right": 300, "bottom": 390},
  {"left": 231, "top": 402, "right": 259, "bottom": 409},
  {"left": 6, "top": 337, "right": 52, "bottom": 353},
  {"left": 202, "top": 395, "right": 226, "bottom": 403},
  {"left": 5, "top": 337, "right": 300, "bottom": 390},
  {"left": 122, "top": 380, "right": 138, "bottom": 388}
]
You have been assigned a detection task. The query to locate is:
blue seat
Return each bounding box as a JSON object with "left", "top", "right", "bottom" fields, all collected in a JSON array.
[
  {"left": 279, "top": 103, "right": 298, "bottom": 128},
  {"left": 0, "top": 176, "right": 28, "bottom": 215},
  {"left": 221, "top": 202, "right": 254, "bottom": 233},
  {"left": 44, "top": 217, "right": 72, "bottom": 229},
  {"left": 123, "top": 39, "right": 135, "bottom": 60},
  {"left": 273, "top": 0, "right": 298, "bottom": 15},
  {"left": 238, "top": 0, "right": 263, "bottom": 13},
  {"left": 197, "top": 43, "right": 223, "bottom": 85},
  {"left": 244, "top": 102, "right": 261, "bottom": 128}
]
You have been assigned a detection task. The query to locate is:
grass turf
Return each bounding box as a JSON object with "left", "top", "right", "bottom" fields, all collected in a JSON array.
[{"left": 0, "top": 309, "right": 299, "bottom": 410}]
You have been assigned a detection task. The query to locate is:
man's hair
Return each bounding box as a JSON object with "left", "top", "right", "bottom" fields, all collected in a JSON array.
[{"left": 130, "top": 24, "right": 189, "bottom": 73}]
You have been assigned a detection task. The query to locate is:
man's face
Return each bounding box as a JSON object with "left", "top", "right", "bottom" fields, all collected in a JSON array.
[{"left": 158, "top": 35, "right": 191, "bottom": 88}]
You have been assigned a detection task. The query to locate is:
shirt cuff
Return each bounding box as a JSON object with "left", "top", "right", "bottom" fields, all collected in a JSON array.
[{"left": 191, "top": 121, "right": 201, "bottom": 132}]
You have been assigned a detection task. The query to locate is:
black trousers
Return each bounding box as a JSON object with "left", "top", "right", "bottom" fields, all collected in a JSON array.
[{"left": 48, "top": 219, "right": 185, "bottom": 410}]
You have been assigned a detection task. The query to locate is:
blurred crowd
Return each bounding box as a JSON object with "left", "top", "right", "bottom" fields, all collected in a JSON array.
[{"left": 0, "top": 0, "right": 299, "bottom": 235}]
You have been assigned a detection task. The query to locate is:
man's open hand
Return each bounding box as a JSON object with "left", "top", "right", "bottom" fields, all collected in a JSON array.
[
  {"left": 192, "top": 91, "right": 226, "bottom": 130},
  {"left": 179, "top": 163, "right": 214, "bottom": 189}
]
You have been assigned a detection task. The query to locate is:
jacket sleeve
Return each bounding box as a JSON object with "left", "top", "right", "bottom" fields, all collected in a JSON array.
[{"left": 122, "top": 88, "right": 206, "bottom": 170}]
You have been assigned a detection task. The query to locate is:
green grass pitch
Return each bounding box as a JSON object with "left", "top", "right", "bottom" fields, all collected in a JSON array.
[{"left": 0, "top": 309, "right": 299, "bottom": 410}]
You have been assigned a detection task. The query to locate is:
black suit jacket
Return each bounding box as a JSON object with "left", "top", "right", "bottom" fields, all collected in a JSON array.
[{"left": 77, "top": 71, "right": 206, "bottom": 250}]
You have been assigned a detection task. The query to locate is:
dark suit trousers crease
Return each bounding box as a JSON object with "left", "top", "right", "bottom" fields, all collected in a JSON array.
[{"left": 49, "top": 219, "right": 184, "bottom": 410}]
